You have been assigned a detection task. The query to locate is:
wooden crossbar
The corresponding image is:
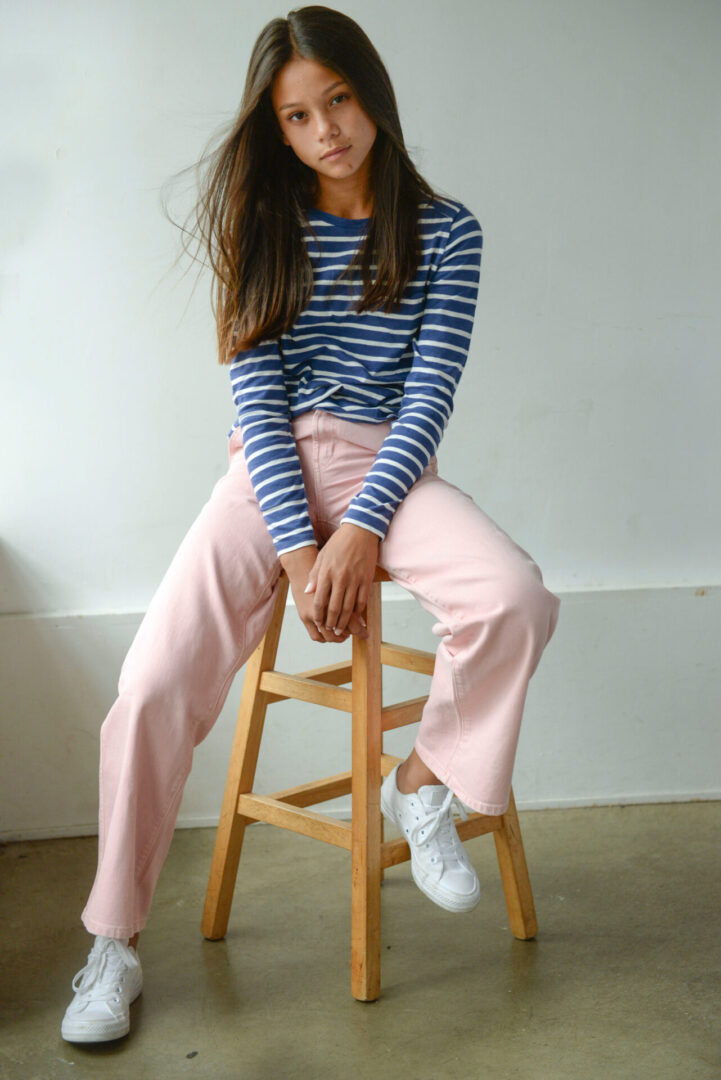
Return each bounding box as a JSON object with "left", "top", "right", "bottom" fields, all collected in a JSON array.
[
  {"left": 259, "top": 671, "right": 353, "bottom": 711},
  {"left": 381, "top": 695, "right": 428, "bottom": 731},
  {"left": 259, "top": 644, "right": 435, "bottom": 708},
  {"left": 298, "top": 660, "right": 354, "bottom": 683},
  {"left": 269, "top": 771, "right": 352, "bottom": 807},
  {"left": 260, "top": 661, "right": 353, "bottom": 704},
  {"left": 380, "top": 752, "right": 402, "bottom": 774},
  {"left": 380, "top": 641, "right": 435, "bottom": 676},
  {"left": 381, "top": 811, "right": 502, "bottom": 869},
  {"left": 236, "top": 793, "right": 352, "bottom": 850}
]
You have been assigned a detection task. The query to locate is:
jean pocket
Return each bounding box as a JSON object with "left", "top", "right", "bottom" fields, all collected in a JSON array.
[{"left": 335, "top": 416, "right": 392, "bottom": 453}]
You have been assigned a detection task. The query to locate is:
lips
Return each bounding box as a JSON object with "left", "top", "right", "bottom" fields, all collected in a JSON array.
[{"left": 322, "top": 145, "right": 349, "bottom": 159}]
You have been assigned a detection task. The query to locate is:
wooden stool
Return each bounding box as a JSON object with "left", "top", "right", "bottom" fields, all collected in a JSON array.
[{"left": 202, "top": 566, "right": 537, "bottom": 1001}]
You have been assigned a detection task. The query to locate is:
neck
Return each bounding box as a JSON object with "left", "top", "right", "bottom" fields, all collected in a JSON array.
[
  {"left": 314, "top": 198, "right": 372, "bottom": 219},
  {"left": 313, "top": 167, "right": 373, "bottom": 220}
]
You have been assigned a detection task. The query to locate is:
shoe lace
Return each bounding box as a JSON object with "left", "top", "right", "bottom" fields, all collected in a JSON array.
[
  {"left": 409, "top": 788, "right": 469, "bottom": 861},
  {"left": 71, "top": 938, "right": 139, "bottom": 1000}
]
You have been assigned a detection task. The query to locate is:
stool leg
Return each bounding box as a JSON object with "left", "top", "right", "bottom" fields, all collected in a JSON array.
[
  {"left": 380, "top": 815, "right": 385, "bottom": 884},
  {"left": 202, "top": 575, "right": 288, "bottom": 940},
  {"left": 493, "top": 787, "right": 538, "bottom": 940},
  {"left": 350, "top": 579, "right": 383, "bottom": 1001}
]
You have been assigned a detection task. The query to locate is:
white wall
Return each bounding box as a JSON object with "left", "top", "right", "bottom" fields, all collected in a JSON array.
[{"left": 2, "top": 0, "right": 720, "bottom": 839}]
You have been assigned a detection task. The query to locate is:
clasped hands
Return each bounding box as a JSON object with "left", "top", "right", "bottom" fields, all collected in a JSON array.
[{"left": 280, "top": 522, "right": 380, "bottom": 644}]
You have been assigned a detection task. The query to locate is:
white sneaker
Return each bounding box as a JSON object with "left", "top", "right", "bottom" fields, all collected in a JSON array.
[
  {"left": 61, "top": 935, "right": 143, "bottom": 1043},
  {"left": 381, "top": 765, "right": 481, "bottom": 913}
]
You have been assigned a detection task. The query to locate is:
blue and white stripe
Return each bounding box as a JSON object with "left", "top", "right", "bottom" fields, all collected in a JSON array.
[{"left": 229, "top": 195, "right": 483, "bottom": 556}]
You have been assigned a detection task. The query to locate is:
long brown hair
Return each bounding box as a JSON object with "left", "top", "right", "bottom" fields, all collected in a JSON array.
[{"left": 163, "top": 5, "right": 440, "bottom": 364}]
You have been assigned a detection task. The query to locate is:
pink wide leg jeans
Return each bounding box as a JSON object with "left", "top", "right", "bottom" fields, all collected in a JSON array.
[{"left": 81, "top": 408, "right": 561, "bottom": 938}]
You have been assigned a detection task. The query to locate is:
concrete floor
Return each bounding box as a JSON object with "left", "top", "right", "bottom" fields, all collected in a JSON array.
[{"left": 1, "top": 801, "right": 719, "bottom": 1080}]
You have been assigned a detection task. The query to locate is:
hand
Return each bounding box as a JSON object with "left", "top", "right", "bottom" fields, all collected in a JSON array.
[
  {"left": 304, "top": 523, "right": 379, "bottom": 640},
  {"left": 281, "top": 543, "right": 368, "bottom": 644}
]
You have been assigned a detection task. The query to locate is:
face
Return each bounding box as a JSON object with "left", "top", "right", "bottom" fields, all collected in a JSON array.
[{"left": 271, "top": 56, "right": 377, "bottom": 200}]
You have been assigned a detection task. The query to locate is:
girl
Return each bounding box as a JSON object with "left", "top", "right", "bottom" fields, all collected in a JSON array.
[{"left": 61, "top": 4, "right": 561, "bottom": 1043}]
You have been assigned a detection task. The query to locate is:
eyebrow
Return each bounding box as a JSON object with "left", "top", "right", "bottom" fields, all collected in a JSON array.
[{"left": 278, "top": 80, "right": 347, "bottom": 112}]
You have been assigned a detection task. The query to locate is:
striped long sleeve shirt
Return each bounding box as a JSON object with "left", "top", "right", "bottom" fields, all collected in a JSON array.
[{"left": 228, "top": 194, "right": 483, "bottom": 557}]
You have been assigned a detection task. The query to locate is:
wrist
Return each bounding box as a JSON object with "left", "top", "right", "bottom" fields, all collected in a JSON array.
[
  {"left": 279, "top": 543, "right": 318, "bottom": 584},
  {"left": 339, "top": 521, "right": 381, "bottom": 544}
]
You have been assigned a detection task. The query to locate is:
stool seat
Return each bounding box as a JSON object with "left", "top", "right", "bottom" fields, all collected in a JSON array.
[{"left": 202, "top": 565, "right": 537, "bottom": 1001}]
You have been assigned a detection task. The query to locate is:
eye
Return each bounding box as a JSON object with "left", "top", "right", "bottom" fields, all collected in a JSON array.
[{"left": 287, "top": 93, "right": 349, "bottom": 123}]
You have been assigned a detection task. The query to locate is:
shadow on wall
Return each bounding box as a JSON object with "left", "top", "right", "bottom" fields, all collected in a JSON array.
[
  {"left": 0, "top": 539, "right": 65, "bottom": 617},
  {"left": 0, "top": 535, "right": 144, "bottom": 840}
]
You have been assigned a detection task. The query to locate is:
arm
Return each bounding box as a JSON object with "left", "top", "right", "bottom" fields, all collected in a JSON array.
[
  {"left": 339, "top": 204, "right": 483, "bottom": 538},
  {"left": 230, "top": 341, "right": 368, "bottom": 643},
  {"left": 230, "top": 339, "right": 317, "bottom": 558}
]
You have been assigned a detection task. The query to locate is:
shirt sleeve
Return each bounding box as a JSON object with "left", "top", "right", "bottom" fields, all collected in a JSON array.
[
  {"left": 339, "top": 204, "right": 483, "bottom": 540},
  {"left": 229, "top": 339, "right": 318, "bottom": 557}
]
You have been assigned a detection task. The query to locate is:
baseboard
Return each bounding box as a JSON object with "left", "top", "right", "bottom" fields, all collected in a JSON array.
[{"left": 3, "top": 790, "right": 720, "bottom": 844}]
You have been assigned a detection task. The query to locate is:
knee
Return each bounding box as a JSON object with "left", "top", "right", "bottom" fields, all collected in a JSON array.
[
  {"left": 98, "top": 681, "right": 195, "bottom": 793},
  {"left": 113, "top": 630, "right": 199, "bottom": 738},
  {"left": 113, "top": 632, "right": 224, "bottom": 751},
  {"left": 497, "top": 560, "right": 560, "bottom": 646},
  {"left": 117, "top": 640, "right": 169, "bottom": 706},
  {"left": 104, "top": 654, "right": 195, "bottom": 758}
]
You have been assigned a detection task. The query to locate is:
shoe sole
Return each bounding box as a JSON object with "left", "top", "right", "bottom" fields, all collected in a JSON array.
[
  {"left": 380, "top": 783, "right": 481, "bottom": 914},
  {"left": 61, "top": 1017, "right": 130, "bottom": 1042}
]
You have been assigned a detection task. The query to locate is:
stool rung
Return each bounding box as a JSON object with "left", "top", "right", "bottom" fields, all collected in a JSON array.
[
  {"left": 271, "top": 770, "right": 352, "bottom": 807},
  {"left": 380, "top": 641, "right": 435, "bottom": 676},
  {"left": 261, "top": 660, "right": 354, "bottom": 703},
  {"left": 259, "top": 671, "right": 353, "bottom": 711},
  {"left": 381, "top": 811, "right": 503, "bottom": 868},
  {"left": 299, "top": 659, "right": 353, "bottom": 684},
  {"left": 236, "top": 793, "right": 352, "bottom": 850},
  {"left": 381, "top": 753, "right": 402, "bottom": 774},
  {"left": 381, "top": 695, "right": 428, "bottom": 732}
]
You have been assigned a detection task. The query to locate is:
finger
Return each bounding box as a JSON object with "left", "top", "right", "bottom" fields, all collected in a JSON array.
[
  {"left": 351, "top": 596, "right": 367, "bottom": 630},
  {"left": 335, "top": 583, "right": 359, "bottom": 634},
  {"left": 314, "top": 618, "right": 339, "bottom": 643},
  {"left": 324, "top": 580, "right": 348, "bottom": 636},
  {"left": 348, "top": 612, "right": 368, "bottom": 639},
  {"left": 304, "top": 558, "right": 317, "bottom": 589},
  {"left": 312, "top": 572, "right": 332, "bottom": 626},
  {"left": 306, "top": 618, "right": 326, "bottom": 643},
  {"left": 355, "top": 582, "right": 368, "bottom": 623}
]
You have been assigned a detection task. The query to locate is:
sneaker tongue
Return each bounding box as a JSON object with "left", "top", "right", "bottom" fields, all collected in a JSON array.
[{"left": 417, "top": 783, "right": 449, "bottom": 808}]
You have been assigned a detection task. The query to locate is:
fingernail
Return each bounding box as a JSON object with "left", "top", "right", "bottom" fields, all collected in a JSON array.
[
  {"left": 359, "top": 617, "right": 366, "bottom": 627},
  {"left": 304, "top": 583, "right": 312, "bottom": 593},
  {"left": 334, "top": 628, "right": 342, "bottom": 636}
]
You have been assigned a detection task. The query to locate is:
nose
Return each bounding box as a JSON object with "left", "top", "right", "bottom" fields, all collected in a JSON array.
[{"left": 315, "top": 112, "right": 338, "bottom": 141}]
